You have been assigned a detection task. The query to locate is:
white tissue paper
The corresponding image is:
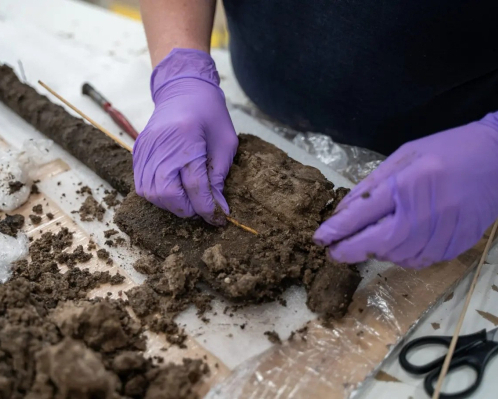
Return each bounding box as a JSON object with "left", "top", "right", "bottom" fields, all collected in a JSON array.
[
  {"left": 0, "top": 232, "right": 29, "bottom": 283},
  {"left": 0, "top": 139, "right": 52, "bottom": 211}
]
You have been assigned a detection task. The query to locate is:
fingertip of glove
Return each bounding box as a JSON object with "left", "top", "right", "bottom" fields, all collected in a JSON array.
[
  {"left": 209, "top": 202, "right": 229, "bottom": 226},
  {"left": 313, "top": 224, "right": 340, "bottom": 247},
  {"left": 327, "top": 244, "right": 364, "bottom": 264}
]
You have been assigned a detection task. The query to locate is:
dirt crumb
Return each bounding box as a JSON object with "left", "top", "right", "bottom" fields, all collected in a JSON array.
[
  {"left": 431, "top": 322, "right": 440, "bottom": 330},
  {"left": 46, "top": 212, "right": 54, "bottom": 220},
  {"left": 8, "top": 180, "right": 24, "bottom": 194},
  {"left": 133, "top": 255, "right": 162, "bottom": 275},
  {"left": 0, "top": 213, "right": 24, "bottom": 237},
  {"left": 97, "top": 248, "right": 110, "bottom": 260},
  {"left": 110, "top": 273, "right": 125, "bottom": 285},
  {"left": 264, "top": 330, "right": 282, "bottom": 345},
  {"left": 374, "top": 370, "right": 400, "bottom": 382},
  {"left": 115, "top": 236, "right": 126, "bottom": 246},
  {"left": 29, "top": 214, "right": 42, "bottom": 225},
  {"left": 103, "top": 189, "right": 121, "bottom": 208},
  {"left": 104, "top": 228, "right": 118, "bottom": 238},
  {"left": 30, "top": 183, "right": 40, "bottom": 194},
  {"left": 79, "top": 195, "right": 105, "bottom": 222},
  {"left": 56, "top": 245, "right": 93, "bottom": 267},
  {"left": 76, "top": 185, "right": 92, "bottom": 195},
  {"left": 32, "top": 204, "right": 43, "bottom": 214}
]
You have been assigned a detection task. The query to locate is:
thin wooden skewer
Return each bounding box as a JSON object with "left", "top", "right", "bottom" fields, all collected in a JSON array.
[
  {"left": 432, "top": 218, "right": 498, "bottom": 399},
  {"left": 226, "top": 216, "right": 258, "bottom": 235},
  {"left": 38, "top": 81, "right": 133, "bottom": 152},
  {"left": 38, "top": 80, "right": 258, "bottom": 235}
]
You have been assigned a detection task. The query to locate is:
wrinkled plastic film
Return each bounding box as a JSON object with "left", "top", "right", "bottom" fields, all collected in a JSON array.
[
  {"left": 0, "top": 139, "right": 53, "bottom": 211},
  {"left": 0, "top": 232, "right": 28, "bottom": 283},
  {"left": 229, "top": 102, "right": 385, "bottom": 183},
  {"left": 287, "top": 131, "right": 385, "bottom": 183},
  {"left": 0, "top": 139, "right": 53, "bottom": 282}
]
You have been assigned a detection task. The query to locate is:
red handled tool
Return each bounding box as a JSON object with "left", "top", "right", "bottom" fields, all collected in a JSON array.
[{"left": 82, "top": 83, "right": 139, "bottom": 140}]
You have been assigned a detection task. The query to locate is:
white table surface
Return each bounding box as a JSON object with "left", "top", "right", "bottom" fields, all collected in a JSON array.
[{"left": 1, "top": 1, "right": 498, "bottom": 397}]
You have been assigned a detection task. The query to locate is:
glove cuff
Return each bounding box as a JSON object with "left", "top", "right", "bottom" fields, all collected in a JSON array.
[{"left": 150, "top": 48, "right": 221, "bottom": 102}]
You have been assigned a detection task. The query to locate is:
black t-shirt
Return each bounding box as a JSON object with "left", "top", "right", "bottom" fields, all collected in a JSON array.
[{"left": 223, "top": 0, "right": 498, "bottom": 154}]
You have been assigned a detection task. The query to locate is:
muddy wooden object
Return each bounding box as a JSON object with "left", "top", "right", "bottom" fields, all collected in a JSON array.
[
  {"left": 116, "top": 135, "right": 360, "bottom": 317},
  {"left": 0, "top": 65, "right": 134, "bottom": 195}
]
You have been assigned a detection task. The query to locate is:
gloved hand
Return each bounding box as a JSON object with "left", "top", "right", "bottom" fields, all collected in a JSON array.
[
  {"left": 314, "top": 112, "right": 498, "bottom": 268},
  {"left": 133, "top": 48, "right": 238, "bottom": 225}
]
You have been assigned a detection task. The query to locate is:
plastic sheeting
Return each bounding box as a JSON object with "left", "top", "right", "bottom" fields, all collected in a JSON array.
[
  {"left": 274, "top": 127, "right": 385, "bottom": 184},
  {"left": 0, "top": 139, "right": 53, "bottom": 211},
  {"left": 0, "top": 232, "right": 28, "bottom": 283},
  {"left": 0, "top": 139, "right": 51, "bottom": 282}
]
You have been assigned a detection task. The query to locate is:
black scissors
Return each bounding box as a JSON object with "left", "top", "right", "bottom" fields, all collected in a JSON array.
[{"left": 399, "top": 327, "right": 498, "bottom": 398}]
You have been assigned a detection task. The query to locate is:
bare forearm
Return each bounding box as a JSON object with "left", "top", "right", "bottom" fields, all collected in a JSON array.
[{"left": 140, "top": 0, "right": 216, "bottom": 67}]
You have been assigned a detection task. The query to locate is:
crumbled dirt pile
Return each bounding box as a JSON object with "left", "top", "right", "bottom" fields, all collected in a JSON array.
[
  {"left": 0, "top": 227, "right": 209, "bottom": 399},
  {"left": 128, "top": 253, "right": 213, "bottom": 348},
  {"left": 116, "top": 134, "right": 361, "bottom": 318}
]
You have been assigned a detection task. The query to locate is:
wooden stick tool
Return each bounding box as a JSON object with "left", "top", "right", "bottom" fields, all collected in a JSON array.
[
  {"left": 38, "top": 81, "right": 132, "bottom": 152},
  {"left": 38, "top": 81, "right": 258, "bottom": 235},
  {"left": 432, "top": 218, "right": 498, "bottom": 399}
]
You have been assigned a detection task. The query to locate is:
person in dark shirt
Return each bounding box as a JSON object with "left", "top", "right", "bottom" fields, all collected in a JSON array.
[{"left": 133, "top": 0, "right": 498, "bottom": 269}]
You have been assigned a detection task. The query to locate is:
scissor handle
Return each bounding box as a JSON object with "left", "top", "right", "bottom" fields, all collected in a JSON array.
[
  {"left": 399, "top": 329, "right": 487, "bottom": 374},
  {"left": 424, "top": 341, "right": 498, "bottom": 399}
]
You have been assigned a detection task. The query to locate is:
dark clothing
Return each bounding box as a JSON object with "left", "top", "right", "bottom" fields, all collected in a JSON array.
[{"left": 223, "top": 0, "right": 498, "bottom": 155}]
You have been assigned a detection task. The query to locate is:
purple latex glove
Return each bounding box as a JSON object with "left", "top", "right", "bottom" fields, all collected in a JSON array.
[
  {"left": 314, "top": 112, "right": 498, "bottom": 269},
  {"left": 133, "top": 48, "right": 238, "bottom": 225}
]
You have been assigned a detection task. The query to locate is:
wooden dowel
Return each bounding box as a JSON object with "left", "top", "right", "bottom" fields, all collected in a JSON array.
[
  {"left": 432, "top": 218, "right": 498, "bottom": 399},
  {"left": 38, "top": 81, "right": 133, "bottom": 152},
  {"left": 38, "top": 80, "right": 258, "bottom": 235}
]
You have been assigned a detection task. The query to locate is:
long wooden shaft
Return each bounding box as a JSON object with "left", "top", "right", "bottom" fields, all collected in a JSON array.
[{"left": 432, "top": 219, "right": 498, "bottom": 399}]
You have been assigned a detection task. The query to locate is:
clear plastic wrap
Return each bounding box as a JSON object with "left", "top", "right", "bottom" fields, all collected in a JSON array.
[
  {"left": 0, "top": 139, "right": 53, "bottom": 211},
  {"left": 279, "top": 129, "right": 385, "bottom": 183},
  {"left": 0, "top": 231, "right": 28, "bottom": 283}
]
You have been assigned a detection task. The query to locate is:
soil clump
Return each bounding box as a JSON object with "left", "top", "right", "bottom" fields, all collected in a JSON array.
[
  {"left": 32, "top": 204, "right": 43, "bottom": 214},
  {"left": 79, "top": 195, "right": 105, "bottom": 222},
  {"left": 264, "top": 331, "right": 282, "bottom": 345},
  {"left": 8, "top": 181, "right": 24, "bottom": 194},
  {"left": 127, "top": 253, "right": 213, "bottom": 347},
  {"left": 0, "top": 214, "right": 24, "bottom": 237},
  {"left": 29, "top": 214, "right": 42, "bottom": 225},
  {"left": 104, "top": 190, "right": 121, "bottom": 208}
]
